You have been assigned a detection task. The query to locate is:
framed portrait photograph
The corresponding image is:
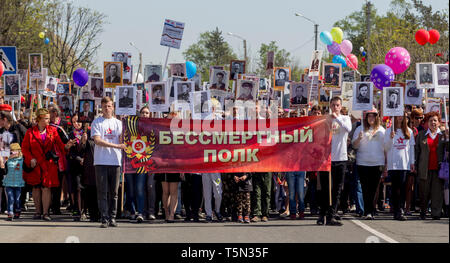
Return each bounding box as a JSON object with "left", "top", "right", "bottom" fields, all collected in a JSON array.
[
  {"left": 433, "top": 64, "right": 449, "bottom": 94},
  {"left": 259, "top": 78, "right": 269, "bottom": 92},
  {"left": 115, "top": 86, "right": 136, "bottom": 115},
  {"left": 103, "top": 62, "right": 123, "bottom": 88},
  {"left": 57, "top": 94, "right": 74, "bottom": 117},
  {"left": 319, "top": 88, "right": 330, "bottom": 105},
  {"left": 236, "top": 80, "right": 257, "bottom": 101},
  {"left": 169, "top": 76, "right": 183, "bottom": 103},
  {"left": 80, "top": 87, "right": 94, "bottom": 100},
  {"left": 308, "top": 50, "right": 323, "bottom": 77},
  {"left": 3, "top": 74, "right": 20, "bottom": 99},
  {"left": 112, "top": 52, "right": 132, "bottom": 84},
  {"left": 174, "top": 81, "right": 194, "bottom": 103},
  {"left": 103, "top": 88, "right": 113, "bottom": 99},
  {"left": 352, "top": 82, "right": 373, "bottom": 111},
  {"left": 18, "top": 69, "right": 28, "bottom": 95},
  {"left": 425, "top": 98, "right": 441, "bottom": 114},
  {"left": 56, "top": 82, "right": 71, "bottom": 94},
  {"left": 404, "top": 80, "right": 423, "bottom": 105},
  {"left": 416, "top": 62, "right": 434, "bottom": 88},
  {"left": 59, "top": 74, "right": 69, "bottom": 83},
  {"left": 90, "top": 77, "right": 104, "bottom": 98},
  {"left": 169, "top": 63, "right": 186, "bottom": 78},
  {"left": 360, "top": 74, "right": 371, "bottom": 82},
  {"left": 322, "top": 63, "right": 342, "bottom": 90},
  {"left": 189, "top": 73, "right": 202, "bottom": 91},
  {"left": 29, "top": 53, "right": 43, "bottom": 79},
  {"left": 209, "top": 69, "right": 229, "bottom": 92},
  {"left": 383, "top": 86, "right": 404, "bottom": 116},
  {"left": 29, "top": 79, "right": 45, "bottom": 95},
  {"left": 290, "top": 82, "right": 309, "bottom": 106},
  {"left": 45, "top": 76, "right": 57, "bottom": 92},
  {"left": 230, "top": 60, "right": 246, "bottom": 80},
  {"left": 148, "top": 81, "right": 169, "bottom": 112},
  {"left": 273, "top": 67, "right": 291, "bottom": 91},
  {"left": 209, "top": 66, "right": 224, "bottom": 78},
  {"left": 343, "top": 71, "right": 355, "bottom": 82},
  {"left": 191, "top": 90, "right": 211, "bottom": 119},
  {"left": 78, "top": 99, "right": 95, "bottom": 123},
  {"left": 144, "top": 64, "right": 162, "bottom": 83}
]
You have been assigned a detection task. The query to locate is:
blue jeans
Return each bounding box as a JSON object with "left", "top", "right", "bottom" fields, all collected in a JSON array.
[
  {"left": 125, "top": 173, "right": 147, "bottom": 215},
  {"left": 5, "top": 187, "right": 22, "bottom": 215},
  {"left": 350, "top": 164, "right": 364, "bottom": 215},
  {"left": 286, "top": 172, "right": 305, "bottom": 214}
]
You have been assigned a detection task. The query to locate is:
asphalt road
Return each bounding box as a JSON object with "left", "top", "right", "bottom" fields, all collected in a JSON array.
[{"left": 0, "top": 203, "right": 447, "bottom": 243}]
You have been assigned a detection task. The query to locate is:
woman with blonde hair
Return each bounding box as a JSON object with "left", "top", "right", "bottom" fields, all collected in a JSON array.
[{"left": 22, "top": 108, "right": 75, "bottom": 221}]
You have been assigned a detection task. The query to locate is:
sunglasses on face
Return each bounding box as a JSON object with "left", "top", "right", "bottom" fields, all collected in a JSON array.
[{"left": 415, "top": 116, "right": 424, "bottom": 120}]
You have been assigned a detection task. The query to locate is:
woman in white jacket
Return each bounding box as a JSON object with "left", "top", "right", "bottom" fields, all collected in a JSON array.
[
  {"left": 352, "top": 108, "right": 385, "bottom": 220},
  {"left": 384, "top": 113, "right": 415, "bottom": 221}
]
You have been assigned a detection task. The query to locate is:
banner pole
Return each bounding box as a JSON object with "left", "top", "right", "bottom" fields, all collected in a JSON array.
[
  {"left": 163, "top": 47, "right": 171, "bottom": 80},
  {"left": 443, "top": 95, "right": 448, "bottom": 130}
]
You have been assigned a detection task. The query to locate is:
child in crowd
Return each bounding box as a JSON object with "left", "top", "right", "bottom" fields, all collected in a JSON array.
[
  {"left": 233, "top": 173, "right": 252, "bottom": 223},
  {"left": 0, "top": 143, "right": 25, "bottom": 221}
]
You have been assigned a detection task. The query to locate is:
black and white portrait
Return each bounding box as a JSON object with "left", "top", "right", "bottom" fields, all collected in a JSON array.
[
  {"left": 46, "top": 77, "right": 56, "bottom": 92},
  {"left": 190, "top": 73, "right": 202, "bottom": 91},
  {"left": 80, "top": 88, "right": 93, "bottom": 100},
  {"left": 417, "top": 63, "right": 433, "bottom": 86},
  {"left": 236, "top": 80, "right": 256, "bottom": 101},
  {"left": 169, "top": 76, "right": 183, "bottom": 102},
  {"left": 343, "top": 71, "right": 355, "bottom": 82},
  {"left": 174, "top": 81, "right": 193, "bottom": 103},
  {"left": 230, "top": 60, "right": 245, "bottom": 80},
  {"left": 113, "top": 52, "right": 131, "bottom": 84},
  {"left": 144, "top": 65, "right": 162, "bottom": 83},
  {"left": 116, "top": 86, "right": 137, "bottom": 115},
  {"left": 352, "top": 82, "right": 373, "bottom": 111},
  {"left": 433, "top": 64, "right": 449, "bottom": 95},
  {"left": 56, "top": 82, "right": 71, "bottom": 94},
  {"left": 170, "top": 63, "right": 186, "bottom": 77},
  {"left": 319, "top": 88, "right": 330, "bottom": 104},
  {"left": 274, "top": 67, "right": 290, "bottom": 88},
  {"left": 383, "top": 86, "right": 404, "bottom": 116},
  {"left": 308, "top": 50, "right": 323, "bottom": 77},
  {"left": 426, "top": 98, "right": 441, "bottom": 114},
  {"left": 209, "top": 69, "right": 229, "bottom": 91},
  {"left": 78, "top": 100, "right": 95, "bottom": 123},
  {"left": 149, "top": 82, "right": 169, "bottom": 112},
  {"left": 18, "top": 69, "right": 28, "bottom": 95},
  {"left": 59, "top": 74, "right": 69, "bottom": 83},
  {"left": 360, "top": 74, "right": 371, "bottom": 82},
  {"left": 29, "top": 53, "right": 43, "bottom": 79},
  {"left": 90, "top": 77, "right": 104, "bottom": 98},
  {"left": 290, "top": 82, "right": 308, "bottom": 105},
  {"left": 259, "top": 78, "right": 268, "bottom": 92},
  {"left": 103, "top": 62, "right": 123, "bottom": 86},
  {"left": 57, "top": 94, "right": 73, "bottom": 117},
  {"left": 3, "top": 74, "right": 20, "bottom": 97},
  {"left": 405, "top": 80, "right": 422, "bottom": 105},
  {"left": 323, "top": 63, "right": 342, "bottom": 89},
  {"left": 104, "top": 88, "right": 113, "bottom": 99},
  {"left": 192, "top": 90, "right": 211, "bottom": 119}
]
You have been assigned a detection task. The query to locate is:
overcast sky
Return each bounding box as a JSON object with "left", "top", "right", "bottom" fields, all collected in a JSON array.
[{"left": 75, "top": 0, "right": 448, "bottom": 73}]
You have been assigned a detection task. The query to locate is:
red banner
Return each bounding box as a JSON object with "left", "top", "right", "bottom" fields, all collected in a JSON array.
[{"left": 123, "top": 116, "right": 331, "bottom": 173}]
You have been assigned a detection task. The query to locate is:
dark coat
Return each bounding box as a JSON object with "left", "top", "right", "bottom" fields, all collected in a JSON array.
[
  {"left": 415, "top": 130, "right": 446, "bottom": 180},
  {"left": 233, "top": 173, "right": 252, "bottom": 192}
]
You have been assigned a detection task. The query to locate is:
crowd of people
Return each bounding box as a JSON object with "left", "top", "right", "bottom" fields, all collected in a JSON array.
[{"left": 0, "top": 94, "right": 448, "bottom": 228}]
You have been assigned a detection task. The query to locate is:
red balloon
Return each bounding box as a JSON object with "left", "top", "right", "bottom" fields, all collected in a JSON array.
[
  {"left": 0, "top": 61, "right": 4, "bottom": 77},
  {"left": 428, "top": 29, "right": 440, "bottom": 44},
  {"left": 362, "top": 57, "right": 366, "bottom": 62},
  {"left": 415, "top": 29, "right": 429, "bottom": 45},
  {"left": 345, "top": 54, "right": 358, "bottom": 70}
]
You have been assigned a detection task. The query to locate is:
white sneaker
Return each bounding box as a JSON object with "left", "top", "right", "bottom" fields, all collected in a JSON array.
[
  {"left": 280, "top": 212, "right": 290, "bottom": 218},
  {"left": 365, "top": 214, "right": 374, "bottom": 220}
]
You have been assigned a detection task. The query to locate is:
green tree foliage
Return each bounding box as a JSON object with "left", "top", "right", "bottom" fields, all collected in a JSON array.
[
  {"left": 256, "top": 41, "right": 292, "bottom": 76},
  {"left": 183, "top": 27, "right": 236, "bottom": 81},
  {"left": 334, "top": 0, "right": 449, "bottom": 79}
]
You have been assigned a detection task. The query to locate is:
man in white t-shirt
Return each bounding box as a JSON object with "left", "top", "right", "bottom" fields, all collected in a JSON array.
[
  {"left": 91, "top": 97, "right": 126, "bottom": 228},
  {"left": 317, "top": 96, "right": 352, "bottom": 226}
]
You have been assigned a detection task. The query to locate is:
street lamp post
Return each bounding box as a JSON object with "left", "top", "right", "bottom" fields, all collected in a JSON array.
[
  {"left": 295, "top": 13, "right": 319, "bottom": 50},
  {"left": 130, "top": 42, "right": 143, "bottom": 83},
  {"left": 228, "top": 32, "right": 247, "bottom": 62}
]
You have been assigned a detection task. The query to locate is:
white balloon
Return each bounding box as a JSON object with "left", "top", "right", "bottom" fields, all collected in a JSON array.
[
  {"left": 132, "top": 72, "right": 144, "bottom": 83},
  {"left": 359, "top": 46, "right": 364, "bottom": 52}
]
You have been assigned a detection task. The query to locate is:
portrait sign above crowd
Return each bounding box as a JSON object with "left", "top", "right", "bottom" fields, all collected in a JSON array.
[{"left": 103, "top": 62, "right": 123, "bottom": 88}]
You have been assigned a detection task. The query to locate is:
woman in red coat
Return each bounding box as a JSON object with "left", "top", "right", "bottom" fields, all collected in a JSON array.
[{"left": 22, "top": 108, "right": 75, "bottom": 221}]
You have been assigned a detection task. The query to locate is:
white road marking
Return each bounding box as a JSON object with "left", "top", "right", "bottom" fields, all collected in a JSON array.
[{"left": 351, "top": 220, "right": 399, "bottom": 243}]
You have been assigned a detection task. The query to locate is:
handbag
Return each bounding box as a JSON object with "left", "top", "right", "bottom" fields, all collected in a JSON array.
[{"left": 439, "top": 150, "right": 449, "bottom": 180}]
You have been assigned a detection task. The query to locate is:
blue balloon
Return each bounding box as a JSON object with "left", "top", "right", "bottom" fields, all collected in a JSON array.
[
  {"left": 332, "top": 55, "right": 347, "bottom": 68},
  {"left": 362, "top": 51, "right": 366, "bottom": 56},
  {"left": 72, "top": 68, "right": 89, "bottom": 87},
  {"left": 186, "top": 61, "right": 197, "bottom": 79},
  {"left": 44, "top": 38, "right": 50, "bottom": 45},
  {"left": 319, "top": 31, "right": 333, "bottom": 46}
]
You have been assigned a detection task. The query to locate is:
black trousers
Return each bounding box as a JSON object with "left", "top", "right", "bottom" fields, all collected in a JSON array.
[
  {"left": 358, "top": 165, "right": 382, "bottom": 216},
  {"left": 318, "top": 161, "right": 347, "bottom": 218},
  {"left": 181, "top": 174, "right": 203, "bottom": 219},
  {"left": 51, "top": 171, "right": 66, "bottom": 213},
  {"left": 389, "top": 170, "right": 407, "bottom": 216}
]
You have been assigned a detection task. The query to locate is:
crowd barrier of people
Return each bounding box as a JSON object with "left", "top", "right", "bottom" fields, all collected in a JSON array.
[{"left": 0, "top": 96, "right": 448, "bottom": 228}]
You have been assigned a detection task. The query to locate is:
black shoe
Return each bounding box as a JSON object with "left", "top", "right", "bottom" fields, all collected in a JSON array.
[
  {"left": 334, "top": 215, "right": 341, "bottom": 220},
  {"left": 215, "top": 212, "right": 223, "bottom": 222},
  {"left": 109, "top": 219, "right": 118, "bottom": 227},
  {"left": 184, "top": 217, "right": 192, "bottom": 222},
  {"left": 100, "top": 220, "right": 109, "bottom": 228},
  {"left": 394, "top": 214, "right": 407, "bottom": 221},
  {"left": 165, "top": 219, "right": 175, "bottom": 223},
  {"left": 326, "top": 218, "right": 343, "bottom": 226},
  {"left": 432, "top": 216, "right": 440, "bottom": 220},
  {"left": 420, "top": 211, "right": 426, "bottom": 220},
  {"left": 193, "top": 216, "right": 200, "bottom": 222},
  {"left": 316, "top": 216, "right": 325, "bottom": 225}
]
